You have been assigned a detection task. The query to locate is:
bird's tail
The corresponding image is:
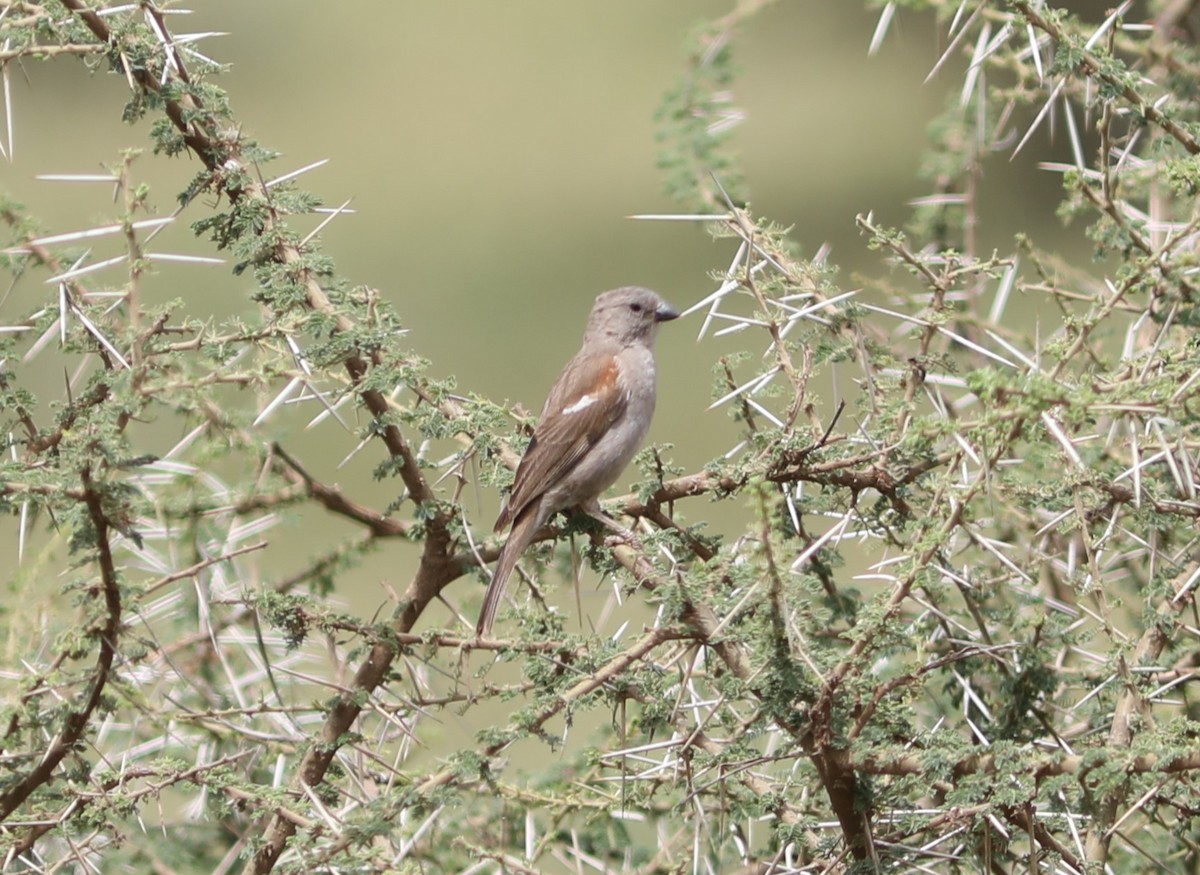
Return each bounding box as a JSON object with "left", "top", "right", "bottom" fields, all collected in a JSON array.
[{"left": 476, "top": 505, "right": 542, "bottom": 636}]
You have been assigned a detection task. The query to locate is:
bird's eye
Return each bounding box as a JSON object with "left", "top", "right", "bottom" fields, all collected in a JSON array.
[{"left": 629, "top": 303, "right": 643, "bottom": 313}]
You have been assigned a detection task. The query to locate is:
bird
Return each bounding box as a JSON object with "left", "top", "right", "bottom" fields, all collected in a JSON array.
[{"left": 476, "top": 286, "right": 680, "bottom": 636}]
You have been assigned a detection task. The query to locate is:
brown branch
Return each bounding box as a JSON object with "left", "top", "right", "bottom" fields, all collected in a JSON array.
[
  {"left": 0, "top": 216, "right": 116, "bottom": 456},
  {"left": 45, "top": 9, "right": 454, "bottom": 870},
  {"left": 4, "top": 752, "right": 252, "bottom": 860},
  {"left": 299, "top": 625, "right": 686, "bottom": 867},
  {"left": 161, "top": 532, "right": 380, "bottom": 661},
  {"left": 0, "top": 466, "right": 122, "bottom": 822},
  {"left": 1083, "top": 556, "right": 1199, "bottom": 863},
  {"left": 142, "top": 541, "right": 268, "bottom": 597},
  {"left": 55, "top": 0, "right": 434, "bottom": 509},
  {"left": 856, "top": 747, "right": 1200, "bottom": 781},
  {"left": 1012, "top": 0, "right": 1200, "bottom": 155},
  {"left": 595, "top": 536, "right": 872, "bottom": 860},
  {"left": 0, "top": 42, "right": 104, "bottom": 61},
  {"left": 271, "top": 442, "right": 412, "bottom": 538},
  {"left": 242, "top": 521, "right": 465, "bottom": 873}
]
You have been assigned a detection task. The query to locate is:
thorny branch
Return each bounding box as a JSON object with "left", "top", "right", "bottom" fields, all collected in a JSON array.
[
  {"left": 0, "top": 467, "right": 122, "bottom": 821},
  {"left": 3, "top": 1, "right": 1200, "bottom": 873}
]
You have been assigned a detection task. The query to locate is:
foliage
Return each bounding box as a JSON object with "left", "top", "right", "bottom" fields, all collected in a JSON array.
[{"left": 3, "top": 1, "right": 1200, "bottom": 873}]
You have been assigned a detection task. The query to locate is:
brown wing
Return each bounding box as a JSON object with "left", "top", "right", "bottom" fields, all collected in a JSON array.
[{"left": 495, "top": 351, "right": 625, "bottom": 531}]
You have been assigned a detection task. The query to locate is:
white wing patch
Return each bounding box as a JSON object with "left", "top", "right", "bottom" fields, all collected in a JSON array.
[{"left": 562, "top": 394, "right": 597, "bottom": 415}]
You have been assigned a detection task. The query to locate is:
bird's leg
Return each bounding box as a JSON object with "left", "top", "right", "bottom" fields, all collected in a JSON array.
[{"left": 580, "top": 499, "right": 643, "bottom": 551}]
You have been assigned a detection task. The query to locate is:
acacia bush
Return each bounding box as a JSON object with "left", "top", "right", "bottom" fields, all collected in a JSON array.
[{"left": 3, "top": 1, "right": 1200, "bottom": 873}]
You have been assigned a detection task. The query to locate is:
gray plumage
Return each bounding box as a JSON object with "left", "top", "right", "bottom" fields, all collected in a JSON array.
[{"left": 476, "top": 287, "right": 679, "bottom": 636}]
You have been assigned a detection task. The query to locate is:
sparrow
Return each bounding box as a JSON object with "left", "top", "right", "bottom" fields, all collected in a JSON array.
[{"left": 476, "top": 286, "right": 680, "bottom": 636}]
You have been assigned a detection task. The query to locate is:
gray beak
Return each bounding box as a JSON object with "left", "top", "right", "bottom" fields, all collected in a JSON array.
[{"left": 655, "top": 300, "right": 680, "bottom": 322}]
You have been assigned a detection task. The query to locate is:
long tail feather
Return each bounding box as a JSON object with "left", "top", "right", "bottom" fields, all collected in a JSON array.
[{"left": 476, "top": 504, "right": 542, "bottom": 636}]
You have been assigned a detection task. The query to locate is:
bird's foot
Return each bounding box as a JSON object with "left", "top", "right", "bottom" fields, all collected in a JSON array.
[
  {"left": 585, "top": 506, "right": 644, "bottom": 551},
  {"left": 604, "top": 531, "right": 644, "bottom": 552}
]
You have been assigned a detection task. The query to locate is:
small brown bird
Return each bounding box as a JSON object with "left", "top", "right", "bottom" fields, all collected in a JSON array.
[{"left": 476, "top": 287, "right": 679, "bottom": 636}]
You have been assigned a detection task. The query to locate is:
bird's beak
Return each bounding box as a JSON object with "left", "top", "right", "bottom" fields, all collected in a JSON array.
[{"left": 655, "top": 301, "right": 680, "bottom": 323}]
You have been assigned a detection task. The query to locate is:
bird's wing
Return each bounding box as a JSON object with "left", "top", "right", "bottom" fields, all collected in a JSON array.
[{"left": 495, "top": 351, "right": 626, "bottom": 531}]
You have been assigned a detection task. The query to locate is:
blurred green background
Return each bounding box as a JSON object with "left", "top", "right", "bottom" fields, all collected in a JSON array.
[{"left": 3, "top": 1, "right": 1101, "bottom": 621}]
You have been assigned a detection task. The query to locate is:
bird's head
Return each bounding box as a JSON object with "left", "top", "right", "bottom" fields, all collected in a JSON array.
[{"left": 585, "top": 286, "right": 679, "bottom": 346}]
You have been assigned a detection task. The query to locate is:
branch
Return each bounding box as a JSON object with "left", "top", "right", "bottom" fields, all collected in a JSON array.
[
  {"left": 1012, "top": 0, "right": 1200, "bottom": 154},
  {"left": 0, "top": 466, "right": 122, "bottom": 822},
  {"left": 46, "top": 9, "right": 457, "bottom": 870}
]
